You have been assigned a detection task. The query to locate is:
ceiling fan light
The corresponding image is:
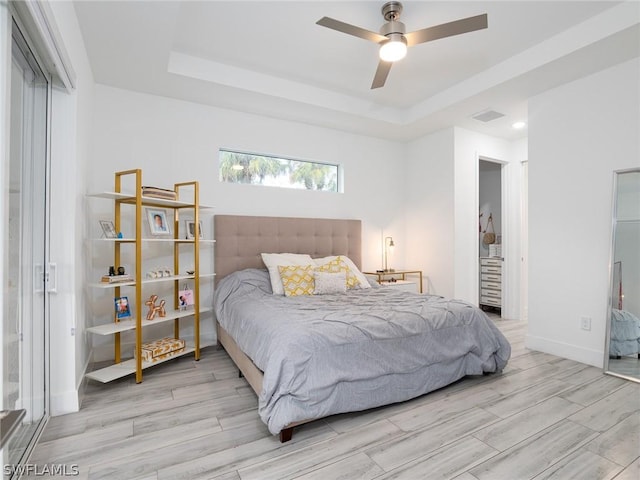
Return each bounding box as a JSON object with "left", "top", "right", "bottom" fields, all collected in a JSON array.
[{"left": 379, "top": 36, "right": 407, "bottom": 62}]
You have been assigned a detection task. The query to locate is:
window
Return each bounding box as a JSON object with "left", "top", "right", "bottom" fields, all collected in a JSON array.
[{"left": 219, "top": 150, "right": 339, "bottom": 192}]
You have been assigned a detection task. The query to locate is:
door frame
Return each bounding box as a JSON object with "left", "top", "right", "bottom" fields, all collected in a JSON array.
[
  {"left": 2, "top": 7, "right": 52, "bottom": 470},
  {"left": 475, "top": 154, "right": 521, "bottom": 320}
]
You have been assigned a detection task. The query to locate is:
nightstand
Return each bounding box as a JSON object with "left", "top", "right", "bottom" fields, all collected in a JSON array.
[
  {"left": 363, "top": 270, "right": 423, "bottom": 293},
  {"left": 379, "top": 280, "right": 418, "bottom": 293}
]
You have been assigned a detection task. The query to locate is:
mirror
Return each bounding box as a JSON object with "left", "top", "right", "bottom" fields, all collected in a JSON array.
[{"left": 604, "top": 168, "right": 640, "bottom": 383}]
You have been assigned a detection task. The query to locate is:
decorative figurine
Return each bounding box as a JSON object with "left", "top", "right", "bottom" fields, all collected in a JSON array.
[
  {"left": 145, "top": 295, "right": 166, "bottom": 320},
  {"left": 108, "top": 266, "right": 116, "bottom": 276}
]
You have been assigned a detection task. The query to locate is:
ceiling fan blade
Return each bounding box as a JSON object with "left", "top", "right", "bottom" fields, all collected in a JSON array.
[
  {"left": 317, "top": 16, "right": 387, "bottom": 44},
  {"left": 371, "top": 60, "right": 392, "bottom": 89},
  {"left": 405, "top": 13, "right": 488, "bottom": 47}
]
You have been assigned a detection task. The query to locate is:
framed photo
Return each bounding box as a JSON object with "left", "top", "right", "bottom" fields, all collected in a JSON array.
[
  {"left": 185, "top": 220, "right": 203, "bottom": 240},
  {"left": 114, "top": 296, "right": 131, "bottom": 320},
  {"left": 178, "top": 289, "right": 194, "bottom": 310},
  {"left": 146, "top": 208, "right": 171, "bottom": 236},
  {"left": 99, "top": 220, "right": 117, "bottom": 238}
]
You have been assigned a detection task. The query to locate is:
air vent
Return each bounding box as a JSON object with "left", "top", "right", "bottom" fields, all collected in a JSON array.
[{"left": 472, "top": 109, "right": 505, "bottom": 123}]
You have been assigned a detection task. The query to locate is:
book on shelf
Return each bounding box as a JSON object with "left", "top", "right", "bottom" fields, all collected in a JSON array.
[
  {"left": 101, "top": 274, "right": 132, "bottom": 283},
  {"left": 141, "top": 186, "right": 177, "bottom": 200}
]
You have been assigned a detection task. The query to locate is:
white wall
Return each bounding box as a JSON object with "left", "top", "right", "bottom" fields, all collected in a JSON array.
[
  {"left": 527, "top": 58, "right": 640, "bottom": 367},
  {"left": 512, "top": 137, "right": 528, "bottom": 321},
  {"left": 87, "top": 84, "right": 407, "bottom": 356},
  {"left": 453, "top": 128, "right": 520, "bottom": 319},
  {"left": 404, "top": 127, "right": 521, "bottom": 315},
  {"left": 48, "top": 1, "right": 94, "bottom": 414},
  {"left": 90, "top": 85, "right": 405, "bottom": 264},
  {"left": 405, "top": 128, "right": 455, "bottom": 297}
]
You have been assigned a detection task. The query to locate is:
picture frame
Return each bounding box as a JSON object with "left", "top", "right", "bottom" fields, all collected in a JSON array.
[
  {"left": 146, "top": 208, "right": 171, "bottom": 236},
  {"left": 178, "top": 289, "right": 194, "bottom": 310},
  {"left": 114, "top": 296, "right": 131, "bottom": 320},
  {"left": 99, "top": 220, "right": 117, "bottom": 239},
  {"left": 185, "top": 220, "right": 204, "bottom": 240}
]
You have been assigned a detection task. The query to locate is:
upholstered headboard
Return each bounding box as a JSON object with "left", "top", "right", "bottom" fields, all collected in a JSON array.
[{"left": 214, "top": 215, "right": 362, "bottom": 282}]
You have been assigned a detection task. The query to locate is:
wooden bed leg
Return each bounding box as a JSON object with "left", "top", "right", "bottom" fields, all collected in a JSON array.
[{"left": 279, "top": 427, "right": 294, "bottom": 443}]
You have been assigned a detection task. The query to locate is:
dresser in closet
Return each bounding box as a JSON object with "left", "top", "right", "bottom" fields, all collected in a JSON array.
[{"left": 479, "top": 257, "right": 502, "bottom": 310}]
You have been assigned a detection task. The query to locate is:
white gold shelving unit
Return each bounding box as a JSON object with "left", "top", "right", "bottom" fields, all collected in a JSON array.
[{"left": 86, "top": 170, "right": 214, "bottom": 383}]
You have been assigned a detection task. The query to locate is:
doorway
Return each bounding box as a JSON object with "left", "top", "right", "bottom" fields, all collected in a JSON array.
[{"left": 2, "top": 19, "right": 51, "bottom": 471}]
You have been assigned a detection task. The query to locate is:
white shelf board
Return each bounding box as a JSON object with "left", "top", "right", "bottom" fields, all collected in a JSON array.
[
  {"left": 88, "top": 191, "right": 213, "bottom": 209},
  {"left": 93, "top": 238, "right": 136, "bottom": 243},
  {"left": 84, "top": 340, "right": 214, "bottom": 383},
  {"left": 142, "top": 274, "right": 196, "bottom": 284},
  {"left": 91, "top": 238, "right": 215, "bottom": 244},
  {"left": 90, "top": 274, "right": 196, "bottom": 289},
  {"left": 90, "top": 280, "right": 137, "bottom": 289},
  {"left": 87, "top": 307, "right": 212, "bottom": 335}
]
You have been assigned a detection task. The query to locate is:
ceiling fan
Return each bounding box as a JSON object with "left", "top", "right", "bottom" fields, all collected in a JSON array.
[{"left": 316, "top": 1, "right": 488, "bottom": 89}]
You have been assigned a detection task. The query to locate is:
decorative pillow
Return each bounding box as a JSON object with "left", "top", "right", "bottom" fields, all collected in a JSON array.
[
  {"left": 314, "top": 255, "right": 370, "bottom": 289},
  {"left": 261, "top": 253, "right": 315, "bottom": 295},
  {"left": 314, "top": 271, "right": 347, "bottom": 295},
  {"left": 278, "top": 265, "right": 315, "bottom": 297}
]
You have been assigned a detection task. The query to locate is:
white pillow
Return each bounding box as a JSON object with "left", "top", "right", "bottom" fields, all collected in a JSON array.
[
  {"left": 313, "top": 255, "right": 371, "bottom": 289},
  {"left": 261, "top": 253, "right": 315, "bottom": 295},
  {"left": 314, "top": 271, "right": 347, "bottom": 295}
]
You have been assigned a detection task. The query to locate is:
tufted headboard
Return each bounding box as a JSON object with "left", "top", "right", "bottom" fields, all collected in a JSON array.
[{"left": 214, "top": 215, "right": 362, "bottom": 282}]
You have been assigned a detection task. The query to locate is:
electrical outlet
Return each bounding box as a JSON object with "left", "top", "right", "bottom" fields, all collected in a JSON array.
[{"left": 580, "top": 317, "right": 591, "bottom": 331}]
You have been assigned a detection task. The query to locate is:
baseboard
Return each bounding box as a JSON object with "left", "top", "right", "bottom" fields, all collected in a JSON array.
[
  {"left": 50, "top": 388, "right": 80, "bottom": 416},
  {"left": 75, "top": 354, "right": 92, "bottom": 410},
  {"left": 525, "top": 334, "right": 604, "bottom": 368},
  {"left": 49, "top": 353, "right": 92, "bottom": 417}
]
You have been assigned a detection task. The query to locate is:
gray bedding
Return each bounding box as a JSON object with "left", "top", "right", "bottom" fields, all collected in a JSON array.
[
  {"left": 214, "top": 268, "right": 511, "bottom": 435},
  {"left": 609, "top": 309, "right": 640, "bottom": 356}
]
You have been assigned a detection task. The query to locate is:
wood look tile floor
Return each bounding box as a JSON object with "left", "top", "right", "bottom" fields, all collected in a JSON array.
[{"left": 30, "top": 316, "right": 640, "bottom": 480}]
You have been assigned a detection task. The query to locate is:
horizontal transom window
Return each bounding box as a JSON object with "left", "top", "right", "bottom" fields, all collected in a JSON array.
[{"left": 219, "top": 149, "right": 338, "bottom": 192}]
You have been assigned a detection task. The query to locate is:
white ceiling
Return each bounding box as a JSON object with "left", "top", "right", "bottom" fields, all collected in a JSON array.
[{"left": 73, "top": 1, "right": 640, "bottom": 141}]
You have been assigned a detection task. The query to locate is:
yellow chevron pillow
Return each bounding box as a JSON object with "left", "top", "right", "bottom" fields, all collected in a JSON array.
[
  {"left": 278, "top": 265, "right": 315, "bottom": 297},
  {"left": 314, "top": 256, "right": 361, "bottom": 289}
]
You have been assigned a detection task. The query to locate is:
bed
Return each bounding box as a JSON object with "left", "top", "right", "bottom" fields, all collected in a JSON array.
[{"left": 213, "top": 215, "right": 511, "bottom": 442}]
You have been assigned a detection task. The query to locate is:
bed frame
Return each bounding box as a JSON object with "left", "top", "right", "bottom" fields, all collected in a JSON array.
[{"left": 213, "top": 215, "right": 362, "bottom": 442}]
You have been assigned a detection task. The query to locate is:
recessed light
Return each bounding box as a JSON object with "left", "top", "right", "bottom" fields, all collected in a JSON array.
[{"left": 512, "top": 121, "right": 526, "bottom": 129}]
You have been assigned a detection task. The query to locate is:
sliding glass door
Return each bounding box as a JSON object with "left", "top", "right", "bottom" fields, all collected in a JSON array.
[{"left": 3, "top": 19, "right": 50, "bottom": 470}]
